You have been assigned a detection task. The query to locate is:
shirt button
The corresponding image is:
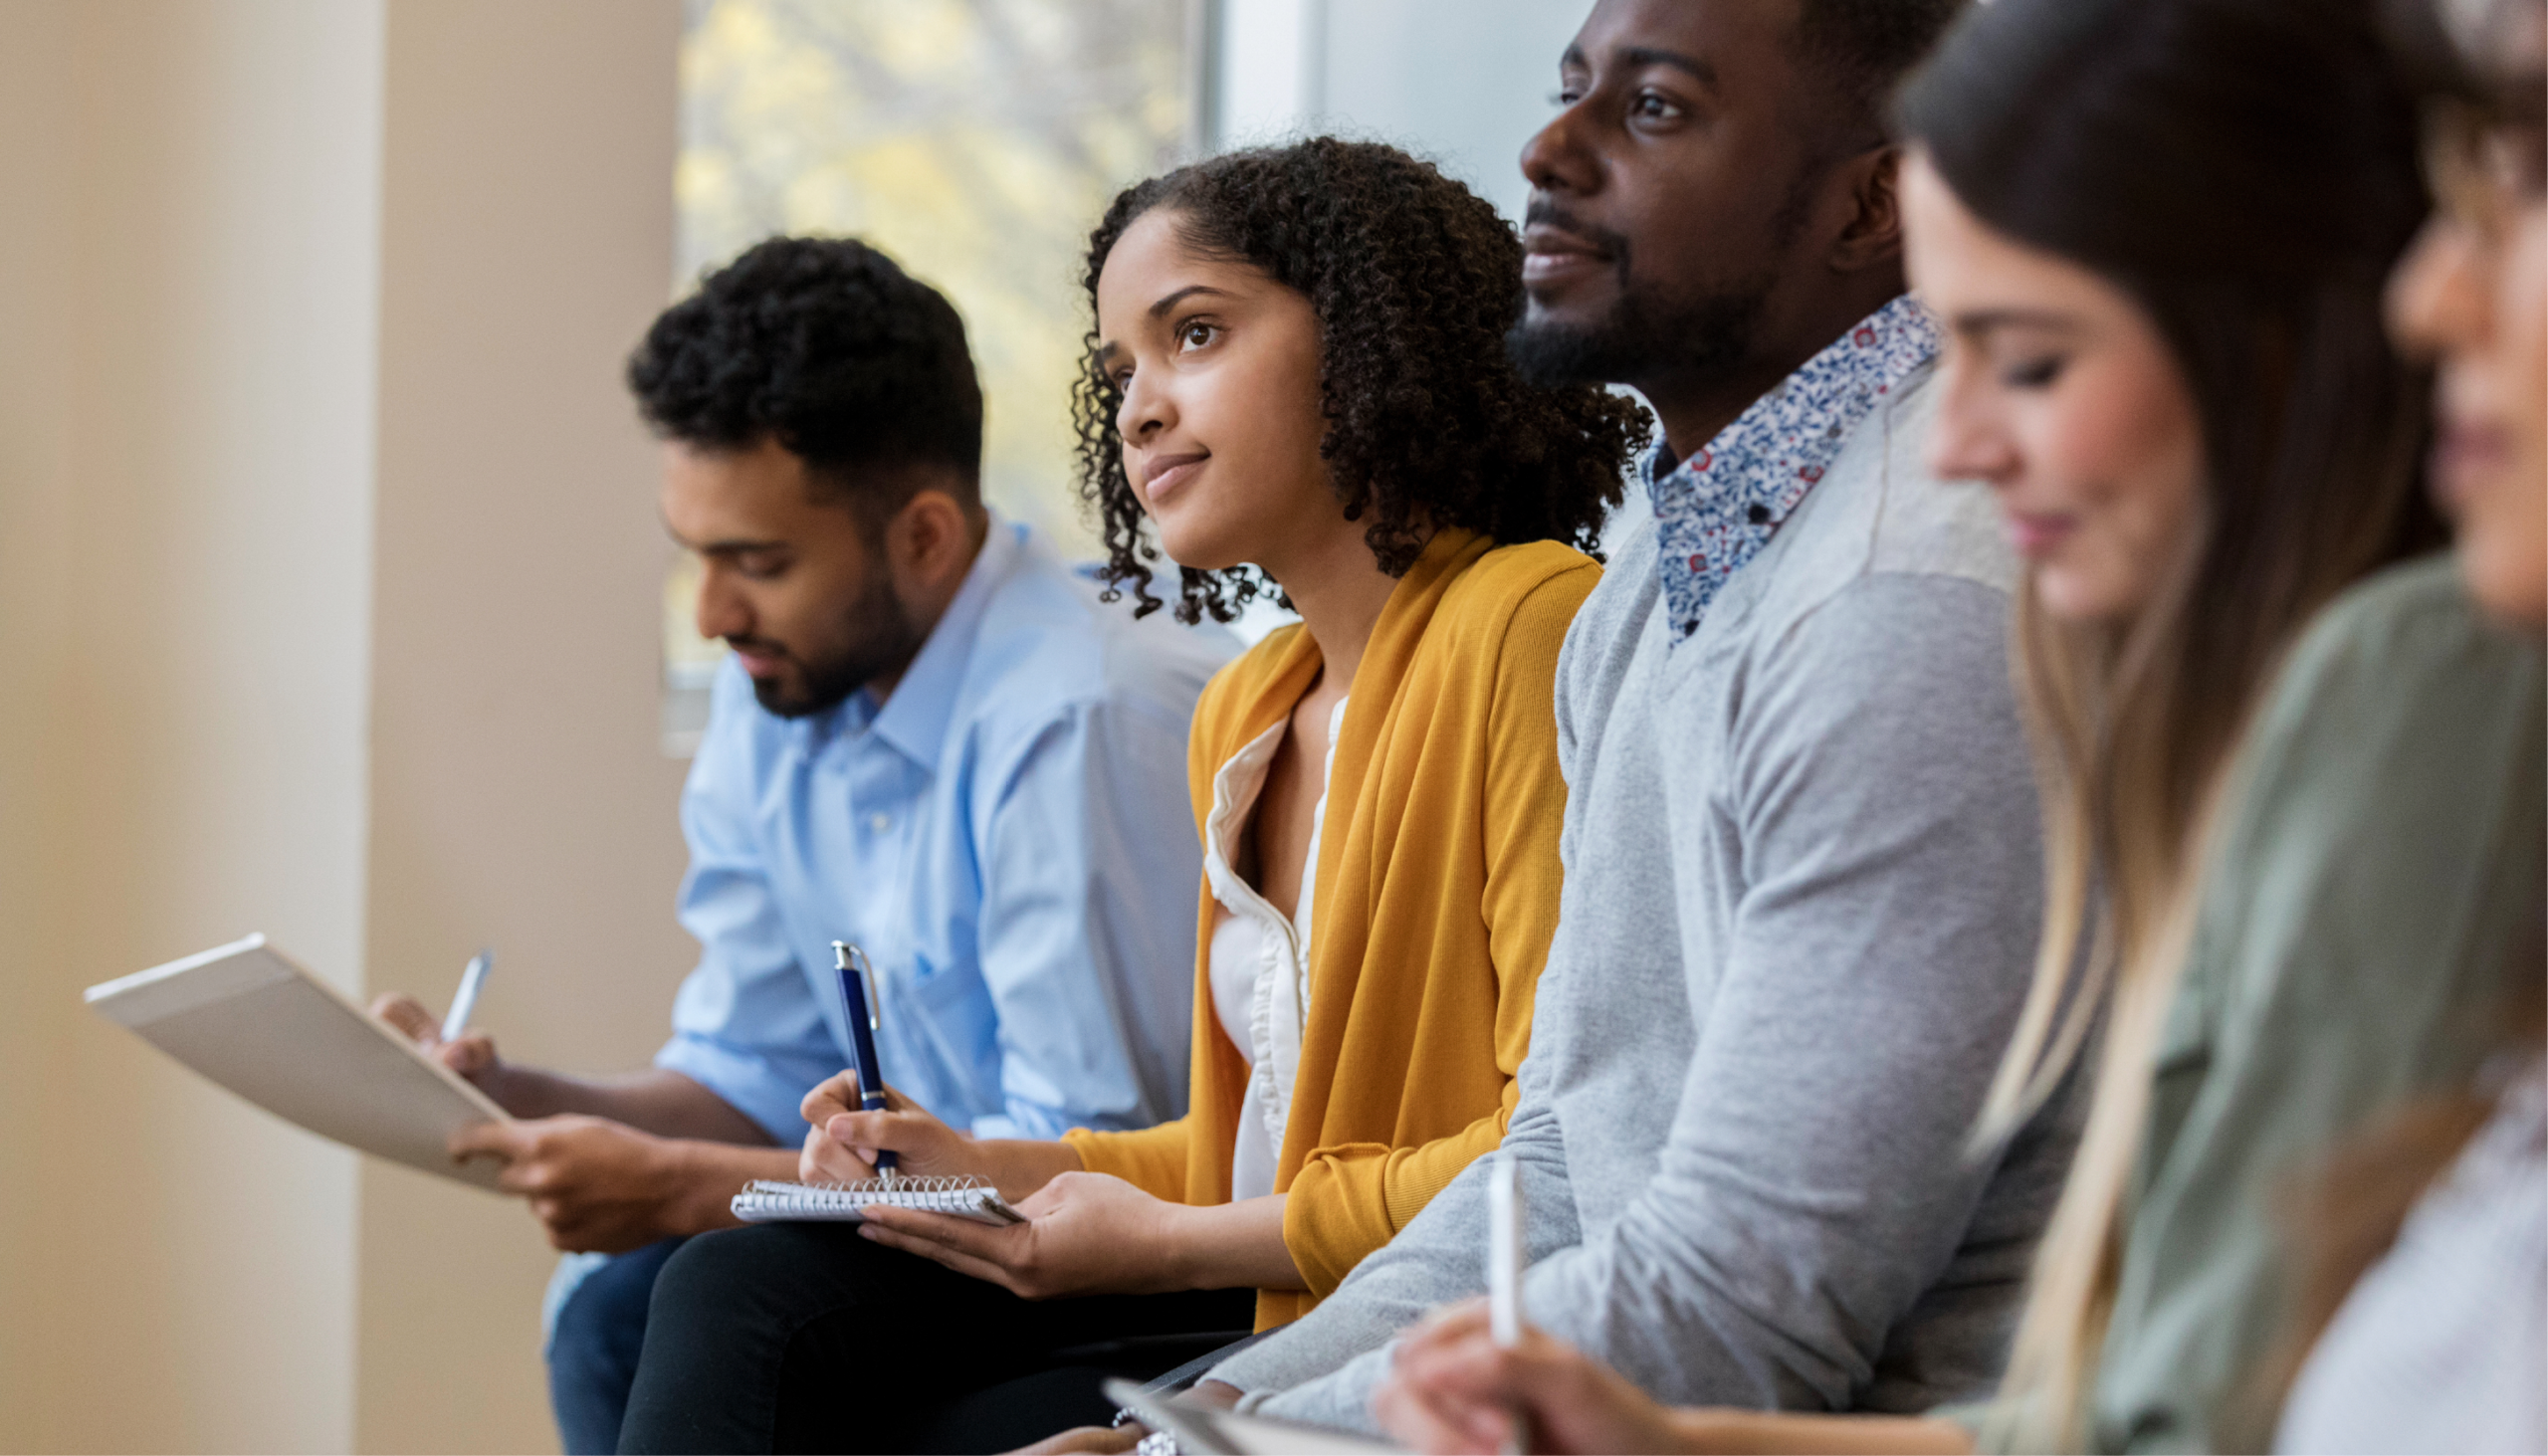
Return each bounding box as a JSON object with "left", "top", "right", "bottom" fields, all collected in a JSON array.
[{"left": 868, "top": 812, "right": 891, "bottom": 833}]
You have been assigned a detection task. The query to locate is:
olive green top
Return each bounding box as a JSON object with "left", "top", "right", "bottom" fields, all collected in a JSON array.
[{"left": 2072, "top": 556, "right": 2545, "bottom": 1452}]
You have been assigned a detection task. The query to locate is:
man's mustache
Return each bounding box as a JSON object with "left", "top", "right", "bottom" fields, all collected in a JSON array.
[
  {"left": 1523, "top": 198, "right": 1633, "bottom": 270},
  {"left": 725, "top": 635, "right": 793, "bottom": 663}
]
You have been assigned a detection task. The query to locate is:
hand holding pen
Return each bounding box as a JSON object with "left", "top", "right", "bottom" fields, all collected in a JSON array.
[
  {"left": 797, "top": 1064, "right": 1004, "bottom": 1184},
  {"left": 369, "top": 946, "right": 503, "bottom": 1087},
  {"left": 794, "top": 1072, "right": 1057, "bottom": 1193},
  {"left": 798, "top": 942, "right": 1085, "bottom": 1198}
]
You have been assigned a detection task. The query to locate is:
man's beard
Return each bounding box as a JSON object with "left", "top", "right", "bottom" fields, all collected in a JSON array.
[
  {"left": 741, "top": 574, "right": 926, "bottom": 719},
  {"left": 1507, "top": 278, "right": 1770, "bottom": 394},
  {"left": 1504, "top": 199, "right": 1783, "bottom": 395}
]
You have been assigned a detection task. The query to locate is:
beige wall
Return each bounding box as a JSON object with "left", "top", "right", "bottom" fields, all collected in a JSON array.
[
  {"left": 0, "top": 1, "right": 685, "bottom": 1450},
  {"left": 0, "top": 2, "right": 81, "bottom": 1426},
  {"left": 357, "top": 3, "right": 691, "bottom": 1452},
  {"left": 0, "top": 1, "right": 385, "bottom": 1449}
]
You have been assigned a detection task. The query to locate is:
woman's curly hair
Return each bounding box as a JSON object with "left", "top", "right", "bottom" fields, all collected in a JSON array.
[{"left": 1072, "top": 136, "right": 1653, "bottom": 622}]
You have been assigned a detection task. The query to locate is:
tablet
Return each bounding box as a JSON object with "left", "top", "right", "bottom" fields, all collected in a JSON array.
[
  {"left": 1101, "top": 1378, "right": 1398, "bottom": 1456},
  {"left": 87, "top": 934, "right": 514, "bottom": 1188}
]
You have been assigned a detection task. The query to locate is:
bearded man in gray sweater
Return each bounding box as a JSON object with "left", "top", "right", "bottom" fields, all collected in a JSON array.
[{"left": 1163, "top": 0, "right": 2085, "bottom": 1437}]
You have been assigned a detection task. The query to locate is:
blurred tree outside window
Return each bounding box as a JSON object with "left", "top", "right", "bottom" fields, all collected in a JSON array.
[{"left": 663, "top": 0, "right": 1197, "bottom": 753}]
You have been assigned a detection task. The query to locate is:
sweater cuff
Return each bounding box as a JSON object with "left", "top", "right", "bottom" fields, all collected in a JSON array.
[
  {"left": 1283, "top": 1143, "right": 1401, "bottom": 1295},
  {"left": 1063, "top": 1118, "right": 1192, "bottom": 1202}
]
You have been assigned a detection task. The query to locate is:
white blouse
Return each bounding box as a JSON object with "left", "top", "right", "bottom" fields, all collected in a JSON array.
[
  {"left": 1201, "top": 697, "right": 1347, "bottom": 1202},
  {"left": 2273, "top": 1058, "right": 2546, "bottom": 1456}
]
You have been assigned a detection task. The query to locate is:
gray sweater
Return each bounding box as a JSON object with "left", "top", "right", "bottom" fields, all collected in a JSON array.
[{"left": 1217, "top": 364, "right": 2083, "bottom": 1430}]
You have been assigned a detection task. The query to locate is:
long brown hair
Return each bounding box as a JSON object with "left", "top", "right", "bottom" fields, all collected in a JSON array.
[{"left": 1897, "top": 0, "right": 2444, "bottom": 1444}]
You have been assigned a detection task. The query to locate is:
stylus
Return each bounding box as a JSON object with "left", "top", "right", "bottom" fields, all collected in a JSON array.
[{"left": 441, "top": 948, "right": 494, "bottom": 1042}]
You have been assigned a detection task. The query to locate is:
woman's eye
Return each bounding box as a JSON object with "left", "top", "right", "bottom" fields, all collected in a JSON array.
[
  {"left": 1552, "top": 87, "right": 1584, "bottom": 107},
  {"left": 1630, "top": 91, "right": 1682, "bottom": 121},
  {"left": 1176, "top": 320, "right": 1218, "bottom": 351},
  {"left": 2003, "top": 355, "right": 2067, "bottom": 389}
]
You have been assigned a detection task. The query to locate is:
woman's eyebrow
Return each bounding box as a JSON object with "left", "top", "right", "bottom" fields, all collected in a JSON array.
[
  {"left": 1149, "top": 284, "right": 1232, "bottom": 318},
  {"left": 1952, "top": 307, "right": 2083, "bottom": 338}
]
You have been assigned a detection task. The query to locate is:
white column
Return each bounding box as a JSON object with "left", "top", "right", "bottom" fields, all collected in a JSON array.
[
  {"left": 1212, "top": 0, "right": 1328, "bottom": 145},
  {"left": 1209, "top": 0, "right": 1592, "bottom": 223}
]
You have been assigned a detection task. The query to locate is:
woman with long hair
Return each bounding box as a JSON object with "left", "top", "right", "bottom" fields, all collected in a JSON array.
[
  {"left": 615, "top": 137, "right": 1646, "bottom": 1454},
  {"left": 2269, "top": 2, "right": 2547, "bottom": 1450},
  {"left": 1367, "top": 0, "right": 2519, "bottom": 1450}
]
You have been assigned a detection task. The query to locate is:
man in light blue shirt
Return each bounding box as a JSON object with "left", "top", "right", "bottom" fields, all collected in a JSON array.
[
  {"left": 374, "top": 237, "right": 1230, "bottom": 1453},
  {"left": 659, "top": 511, "right": 1214, "bottom": 1143}
]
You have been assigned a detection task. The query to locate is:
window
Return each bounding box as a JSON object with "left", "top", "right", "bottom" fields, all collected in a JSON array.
[{"left": 664, "top": 0, "right": 1198, "bottom": 753}]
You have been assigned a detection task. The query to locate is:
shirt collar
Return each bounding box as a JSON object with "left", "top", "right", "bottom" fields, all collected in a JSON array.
[
  {"left": 849, "top": 511, "right": 1023, "bottom": 770},
  {"left": 1645, "top": 294, "right": 1940, "bottom": 644}
]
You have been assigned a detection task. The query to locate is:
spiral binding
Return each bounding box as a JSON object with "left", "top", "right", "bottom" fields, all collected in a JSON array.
[
  {"left": 784, "top": 1174, "right": 992, "bottom": 1195},
  {"left": 732, "top": 1175, "right": 1025, "bottom": 1225}
]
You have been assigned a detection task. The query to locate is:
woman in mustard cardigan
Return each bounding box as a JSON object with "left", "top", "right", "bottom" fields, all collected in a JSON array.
[{"left": 615, "top": 138, "right": 1646, "bottom": 1455}]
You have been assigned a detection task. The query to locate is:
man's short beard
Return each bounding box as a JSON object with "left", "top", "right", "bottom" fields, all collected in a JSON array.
[
  {"left": 748, "top": 573, "right": 926, "bottom": 719},
  {"left": 1507, "top": 168, "right": 1814, "bottom": 396},
  {"left": 1506, "top": 273, "right": 1774, "bottom": 396}
]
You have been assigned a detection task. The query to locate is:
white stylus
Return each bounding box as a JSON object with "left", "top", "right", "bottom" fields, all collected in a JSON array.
[
  {"left": 1487, "top": 1151, "right": 1530, "bottom": 1455},
  {"left": 1487, "top": 1151, "right": 1526, "bottom": 1346},
  {"left": 441, "top": 948, "right": 494, "bottom": 1042}
]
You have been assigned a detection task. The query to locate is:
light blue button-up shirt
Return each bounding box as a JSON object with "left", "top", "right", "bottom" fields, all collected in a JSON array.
[{"left": 652, "top": 516, "right": 1235, "bottom": 1142}]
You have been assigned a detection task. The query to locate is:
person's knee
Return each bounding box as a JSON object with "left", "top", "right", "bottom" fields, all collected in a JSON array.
[
  {"left": 556, "top": 1241, "right": 682, "bottom": 1370},
  {"left": 549, "top": 1242, "right": 685, "bottom": 1456},
  {"left": 548, "top": 1287, "right": 622, "bottom": 1380},
  {"left": 646, "top": 1222, "right": 867, "bottom": 1331}
]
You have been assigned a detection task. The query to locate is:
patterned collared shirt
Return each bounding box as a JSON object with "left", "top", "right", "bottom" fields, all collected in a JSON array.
[{"left": 1648, "top": 294, "right": 1942, "bottom": 644}]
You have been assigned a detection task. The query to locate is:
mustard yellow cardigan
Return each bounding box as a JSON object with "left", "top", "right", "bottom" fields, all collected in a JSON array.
[{"left": 1062, "top": 528, "right": 1593, "bottom": 1329}]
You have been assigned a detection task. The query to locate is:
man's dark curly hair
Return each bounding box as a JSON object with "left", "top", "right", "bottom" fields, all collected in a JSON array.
[
  {"left": 1795, "top": 0, "right": 1973, "bottom": 145},
  {"left": 628, "top": 236, "right": 983, "bottom": 531},
  {"left": 1073, "top": 137, "right": 1652, "bottom": 623}
]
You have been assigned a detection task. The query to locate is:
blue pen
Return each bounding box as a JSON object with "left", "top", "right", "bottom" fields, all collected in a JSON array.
[{"left": 832, "top": 940, "right": 896, "bottom": 1186}]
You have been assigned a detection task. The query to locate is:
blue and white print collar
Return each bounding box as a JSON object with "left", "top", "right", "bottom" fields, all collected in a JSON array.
[{"left": 1647, "top": 294, "right": 1941, "bottom": 645}]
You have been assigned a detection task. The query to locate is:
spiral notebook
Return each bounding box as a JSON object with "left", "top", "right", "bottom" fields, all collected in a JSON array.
[{"left": 732, "top": 1176, "right": 1027, "bottom": 1225}]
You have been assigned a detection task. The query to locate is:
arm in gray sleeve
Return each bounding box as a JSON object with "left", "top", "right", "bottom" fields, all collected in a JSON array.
[
  {"left": 1216, "top": 995, "right": 1584, "bottom": 1423},
  {"left": 1523, "top": 574, "right": 2042, "bottom": 1411}
]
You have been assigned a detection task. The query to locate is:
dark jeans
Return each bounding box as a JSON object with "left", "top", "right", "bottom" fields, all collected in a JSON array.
[
  {"left": 616, "top": 1223, "right": 1257, "bottom": 1454},
  {"left": 549, "top": 1238, "right": 688, "bottom": 1455}
]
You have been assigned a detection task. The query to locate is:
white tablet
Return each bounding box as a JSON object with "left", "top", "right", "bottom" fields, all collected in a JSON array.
[
  {"left": 87, "top": 934, "right": 514, "bottom": 1189},
  {"left": 1102, "top": 1378, "right": 1398, "bottom": 1456}
]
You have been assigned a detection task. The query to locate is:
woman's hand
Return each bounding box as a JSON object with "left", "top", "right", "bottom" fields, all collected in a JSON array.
[
  {"left": 853, "top": 1169, "right": 1198, "bottom": 1299},
  {"left": 796, "top": 1075, "right": 980, "bottom": 1184},
  {"left": 1375, "top": 1303, "right": 1974, "bottom": 1456},
  {"left": 795, "top": 1075, "right": 1083, "bottom": 1199},
  {"left": 1373, "top": 1299, "right": 1696, "bottom": 1455}
]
